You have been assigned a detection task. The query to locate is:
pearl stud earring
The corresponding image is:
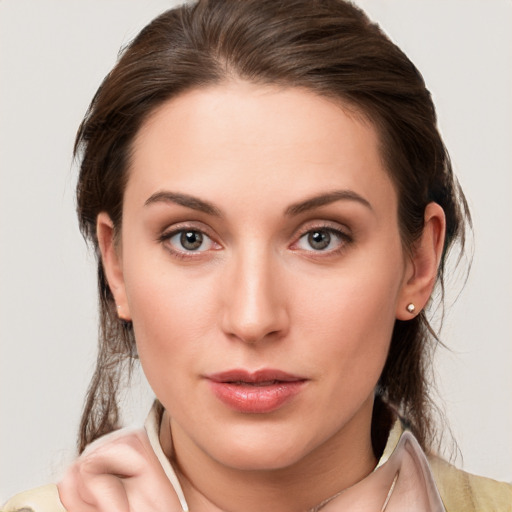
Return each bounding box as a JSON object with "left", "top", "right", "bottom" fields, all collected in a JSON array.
[{"left": 406, "top": 303, "right": 416, "bottom": 314}]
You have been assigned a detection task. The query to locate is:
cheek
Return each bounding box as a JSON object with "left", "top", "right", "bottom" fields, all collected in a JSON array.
[
  {"left": 122, "top": 252, "right": 218, "bottom": 388},
  {"left": 297, "top": 257, "right": 403, "bottom": 389}
]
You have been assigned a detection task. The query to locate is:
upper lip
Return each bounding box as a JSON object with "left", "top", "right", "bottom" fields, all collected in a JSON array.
[{"left": 206, "top": 369, "right": 306, "bottom": 384}]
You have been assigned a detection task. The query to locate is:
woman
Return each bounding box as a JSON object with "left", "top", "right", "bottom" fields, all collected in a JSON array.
[{"left": 2, "top": 0, "right": 511, "bottom": 511}]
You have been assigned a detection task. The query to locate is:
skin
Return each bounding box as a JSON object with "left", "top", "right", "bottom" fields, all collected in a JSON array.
[{"left": 96, "top": 82, "right": 445, "bottom": 512}]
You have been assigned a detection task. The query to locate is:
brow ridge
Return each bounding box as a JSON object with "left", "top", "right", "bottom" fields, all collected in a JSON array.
[
  {"left": 285, "top": 190, "right": 372, "bottom": 216},
  {"left": 144, "top": 191, "right": 221, "bottom": 216}
]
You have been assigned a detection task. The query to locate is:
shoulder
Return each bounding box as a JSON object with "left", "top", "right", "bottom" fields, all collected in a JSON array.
[
  {"left": 381, "top": 418, "right": 512, "bottom": 511},
  {"left": 428, "top": 454, "right": 512, "bottom": 512},
  {"left": 1, "top": 485, "right": 67, "bottom": 512}
]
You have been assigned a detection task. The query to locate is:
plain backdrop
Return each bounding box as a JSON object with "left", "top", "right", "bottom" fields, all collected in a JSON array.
[{"left": 1, "top": 0, "right": 511, "bottom": 502}]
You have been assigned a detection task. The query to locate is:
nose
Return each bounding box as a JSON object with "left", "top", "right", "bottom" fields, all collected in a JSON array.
[{"left": 220, "top": 246, "right": 289, "bottom": 344}]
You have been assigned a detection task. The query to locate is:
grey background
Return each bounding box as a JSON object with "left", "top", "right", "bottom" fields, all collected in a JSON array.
[{"left": 1, "top": 0, "right": 511, "bottom": 501}]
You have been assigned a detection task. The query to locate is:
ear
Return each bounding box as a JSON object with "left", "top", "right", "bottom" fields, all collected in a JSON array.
[
  {"left": 96, "top": 212, "right": 131, "bottom": 322},
  {"left": 396, "top": 202, "right": 446, "bottom": 320}
]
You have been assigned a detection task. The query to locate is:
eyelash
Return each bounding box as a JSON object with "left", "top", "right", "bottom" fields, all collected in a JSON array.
[
  {"left": 158, "top": 223, "right": 353, "bottom": 260},
  {"left": 158, "top": 224, "right": 221, "bottom": 260},
  {"left": 291, "top": 224, "right": 353, "bottom": 256}
]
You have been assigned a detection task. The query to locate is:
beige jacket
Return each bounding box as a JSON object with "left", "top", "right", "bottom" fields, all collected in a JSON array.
[{"left": 3, "top": 408, "right": 511, "bottom": 512}]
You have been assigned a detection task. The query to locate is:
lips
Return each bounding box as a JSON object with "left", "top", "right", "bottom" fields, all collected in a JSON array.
[{"left": 205, "top": 369, "right": 307, "bottom": 414}]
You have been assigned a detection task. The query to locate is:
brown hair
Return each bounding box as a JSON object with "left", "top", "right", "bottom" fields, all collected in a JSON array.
[{"left": 75, "top": 0, "right": 470, "bottom": 454}]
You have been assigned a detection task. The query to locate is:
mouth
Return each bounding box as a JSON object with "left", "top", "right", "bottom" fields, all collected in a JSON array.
[{"left": 205, "top": 369, "right": 307, "bottom": 413}]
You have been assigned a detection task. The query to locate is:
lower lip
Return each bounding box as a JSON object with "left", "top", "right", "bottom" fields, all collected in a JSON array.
[{"left": 208, "top": 380, "right": 306, "bottom": 413}]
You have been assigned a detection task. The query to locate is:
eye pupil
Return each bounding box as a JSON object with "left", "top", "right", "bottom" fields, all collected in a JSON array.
[
  {"left": 181, "top": 230, "right": 203, "bottom": 250},
  {"left": 308, "top": 230, "right": 331, "bottom": 250}
]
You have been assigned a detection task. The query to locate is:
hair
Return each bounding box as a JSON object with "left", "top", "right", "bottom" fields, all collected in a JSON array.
[{"left": 75, "top": 0, "right": 470, "bottom": 454}]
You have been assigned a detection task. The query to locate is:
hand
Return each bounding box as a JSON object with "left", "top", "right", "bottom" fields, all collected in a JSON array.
[{"left": 58, "top": 429, "right": 184, "bottom": 512}]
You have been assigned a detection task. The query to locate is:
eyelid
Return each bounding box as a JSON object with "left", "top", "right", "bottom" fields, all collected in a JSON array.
[
  {"left": 158, "top": 220, "right": 218, "bottom": 240},
  {"left": 292, "top": 220, "right": 352, "bottom": 240},
  {"left": 289, "top": 220, "right": 353, "bottom": 254},
  {"left": 158, "top": 222, "right": 222, "bottom": 258}
]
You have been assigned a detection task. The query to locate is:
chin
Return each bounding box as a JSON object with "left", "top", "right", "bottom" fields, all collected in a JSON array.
[
  {"left": 205, "top": 427, "right": 318, "bottom": 471},
  {"left": 216, "top": 448, "right": 305, "bottom": 472}
]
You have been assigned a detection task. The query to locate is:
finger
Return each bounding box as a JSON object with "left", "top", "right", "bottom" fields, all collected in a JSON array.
[
  {"left": 60, "top": 459, "right": 131, "bottom": 512},
  {"left": 80, "top": 430, "right": 151, "bottom": 478},
  {"left": 58, "top": 474, "right": 97, "bottom": 512},
  {"left": 60, "top": 429, "right": 185, "bottom": 512}
]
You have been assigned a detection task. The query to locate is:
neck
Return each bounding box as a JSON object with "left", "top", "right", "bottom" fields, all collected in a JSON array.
[{"left": 160, "top": 399, "right": 379, "bottom": 512}]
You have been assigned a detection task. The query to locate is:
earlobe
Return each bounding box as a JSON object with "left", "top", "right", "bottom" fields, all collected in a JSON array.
[
  {"left": 396, "top": 202, "right": 446, "bottom": 320},
  {"left": 96, "top": 212, "right": 131, "bottom": 321}
]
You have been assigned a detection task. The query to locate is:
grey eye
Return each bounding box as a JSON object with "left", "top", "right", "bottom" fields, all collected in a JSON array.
[
  {"left": 307, "top": 230, "right": 331, "bottom": 250},
  {"left": 163, "top": 228, "right": 218, "bottom": 256},
  {"left": 180, "top": 230, "right": 204, "bottom": 250}
]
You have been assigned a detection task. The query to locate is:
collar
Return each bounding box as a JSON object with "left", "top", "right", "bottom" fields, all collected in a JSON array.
[{"left": 144, "top": 401, "right": 445, "bottom": 512}]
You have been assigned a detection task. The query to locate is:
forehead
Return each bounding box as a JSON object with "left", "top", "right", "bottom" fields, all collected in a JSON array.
[{"left": 128, "top": 82, "right": 396, "bottom": 215}]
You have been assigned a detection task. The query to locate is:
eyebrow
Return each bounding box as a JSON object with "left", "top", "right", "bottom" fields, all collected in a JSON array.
[
  {"left": 285, "top": 190, "right": 373, "bottom": 216},
  {"left": 144, "top": 191, "right": 222, "bottom": 216},
  {"left": 144, "top": 189, "right": 371, "bottom": 218}
]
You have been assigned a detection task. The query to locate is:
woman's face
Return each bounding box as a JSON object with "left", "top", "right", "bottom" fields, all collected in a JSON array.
[{"left": 104, "top": 83, "right": 414, "bottom": 471}]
